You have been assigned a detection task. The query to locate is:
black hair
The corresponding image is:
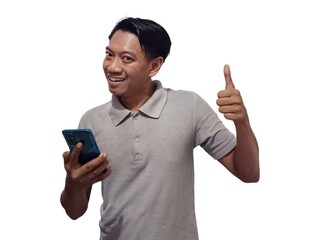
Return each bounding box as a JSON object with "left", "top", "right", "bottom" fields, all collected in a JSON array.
[{"left": 108, "top": 17, "right": 171, "bottom": 61}]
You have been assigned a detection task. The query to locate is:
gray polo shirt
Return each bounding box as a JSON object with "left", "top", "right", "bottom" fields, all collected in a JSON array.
[{"left": 78, "top": 80, "right": 236, "bottom": 240}]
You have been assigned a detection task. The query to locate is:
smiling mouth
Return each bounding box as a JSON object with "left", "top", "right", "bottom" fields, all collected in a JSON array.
[{"left": 109, "top": 77, "right": 125, "bottom": 82}]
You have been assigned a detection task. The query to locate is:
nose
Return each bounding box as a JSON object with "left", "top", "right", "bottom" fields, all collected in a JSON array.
[{"left": 105, "top": 57, "right": 122, "bottom": 73}]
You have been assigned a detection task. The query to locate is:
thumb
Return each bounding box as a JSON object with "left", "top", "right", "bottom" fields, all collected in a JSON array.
[{"left": 224, "top": 64, "right": 235, "bottom": 89}]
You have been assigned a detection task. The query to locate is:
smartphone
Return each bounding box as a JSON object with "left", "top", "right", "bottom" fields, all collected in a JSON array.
[{"left": 62, "top": 129, "right": 100, "bottom": 165}]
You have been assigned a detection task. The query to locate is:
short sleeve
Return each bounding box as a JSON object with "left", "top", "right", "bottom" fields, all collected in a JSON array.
[{"left": 193, "top": 93, "right": 236, "bottom": 160}]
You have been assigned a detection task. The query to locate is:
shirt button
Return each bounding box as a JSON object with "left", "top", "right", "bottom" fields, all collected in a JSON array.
[
  {"left": 133, "top": 113, "right": 139, "bottom": 120},
  {"left": 134, "top": 137, "right": 140, "bottom": 143},
  {"left": 134, "top": 154, "right": 141, "bottom": 161}
]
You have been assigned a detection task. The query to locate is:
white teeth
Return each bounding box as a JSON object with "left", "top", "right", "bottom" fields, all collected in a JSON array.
[{"left": 110, "top": 77, "right": 124, "bottom": 82}]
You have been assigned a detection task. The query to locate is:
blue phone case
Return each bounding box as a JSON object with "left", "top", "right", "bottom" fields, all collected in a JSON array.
[{"left": 62, "top": 129, "right": 100, "bottom": 165}]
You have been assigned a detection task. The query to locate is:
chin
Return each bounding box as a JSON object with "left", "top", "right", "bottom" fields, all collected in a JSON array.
[{"left": 108, "top": 86, "right": 126, "bottom": 97}]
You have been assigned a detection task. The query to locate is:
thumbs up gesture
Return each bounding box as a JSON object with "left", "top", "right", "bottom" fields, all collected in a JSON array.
[{"left": 216, "top": 65, "right": 247, "bottom": 123}]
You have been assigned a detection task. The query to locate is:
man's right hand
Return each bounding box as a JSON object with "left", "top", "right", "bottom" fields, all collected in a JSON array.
[
  {"left": 61, "top": 142, "right": 112, "bottom": 219},
  {"left": 63, "top": 142, "right": 112, "bottom": 190}
]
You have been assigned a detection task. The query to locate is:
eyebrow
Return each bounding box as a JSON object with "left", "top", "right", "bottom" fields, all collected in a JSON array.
[{"left": 105, "top": 46, "right": 136, "bottom": 57}]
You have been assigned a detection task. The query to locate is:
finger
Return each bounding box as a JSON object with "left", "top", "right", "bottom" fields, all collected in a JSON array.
[
  {"left": 69, "top": 142, "right": 83, "bottom": 166},
  {"left": 81, "top": 152, "right": 108, "bottom": 175},
  {"left": 88, "top": 166, "right": 112, "bottom": 186},
  {"left": 62, "top": 151, "right": 70, "bottom": 164},
  {"left": 82, "top": 154, "right": 111, "bottom": 183},
  {"left": 224, "top": 64, "right": 235, "bottom": 89},
  {"left": 86, "top": 160, "right": 110, "bottom": 180}
]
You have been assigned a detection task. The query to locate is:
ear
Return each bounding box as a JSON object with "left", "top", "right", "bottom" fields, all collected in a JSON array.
[{"left": 149, "top": 57, "right": 164, "bottom": 77}]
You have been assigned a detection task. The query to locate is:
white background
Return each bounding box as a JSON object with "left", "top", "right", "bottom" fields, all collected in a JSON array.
[{"left": 1, "top": 0, "right": 319, "bottom": 239}]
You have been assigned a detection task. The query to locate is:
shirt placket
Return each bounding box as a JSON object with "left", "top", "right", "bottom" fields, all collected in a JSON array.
[{"left": 131, "top": 112, "right": 143, "bottom": 166}]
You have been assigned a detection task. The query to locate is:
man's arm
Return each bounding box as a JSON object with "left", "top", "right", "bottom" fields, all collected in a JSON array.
[
  {"left": 60, "top": 143, "right": 112, "bottom": 219},
  {"left": 60, "top": 177, "right": 92, "bottom": 220},
  {"left": 218, "top": 116, "right": 259, "bottom": 182},
  {"left": 216, "top": 65, "right": 260, "bottom": 182}
]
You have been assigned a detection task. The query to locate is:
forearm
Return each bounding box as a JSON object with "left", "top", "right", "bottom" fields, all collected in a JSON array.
[
  {"left": 234, "top": 117, "right": 260, "bottom": 182},
  {"left": 60, "top": 181, "right": 91, "bottom": 220}
]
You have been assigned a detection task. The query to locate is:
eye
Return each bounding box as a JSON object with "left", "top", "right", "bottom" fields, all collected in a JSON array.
[
  {"left": 105, "top": 51, "right": 113, "bottom": 60},
  {"left": 122, "top": 55, "right": 134, "bottom": 63}
]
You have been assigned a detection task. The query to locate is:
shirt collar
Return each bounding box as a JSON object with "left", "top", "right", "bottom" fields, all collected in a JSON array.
[{"left": 108, "top": 80, "right": 167, "bottom": 126}]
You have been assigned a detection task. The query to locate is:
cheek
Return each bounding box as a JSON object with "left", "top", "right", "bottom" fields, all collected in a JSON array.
[{"left": 102, "top": 59, "right": 108, "bottom": 70}]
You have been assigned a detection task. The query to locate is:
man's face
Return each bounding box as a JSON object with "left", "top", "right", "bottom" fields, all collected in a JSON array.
[{"left": 103, "top": 30, "right": 153, "bottom": 98}]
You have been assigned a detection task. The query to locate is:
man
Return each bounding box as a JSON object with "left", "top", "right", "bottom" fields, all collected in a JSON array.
[{"left": 60, "top": 17, "right": 259, "bottom": 240}]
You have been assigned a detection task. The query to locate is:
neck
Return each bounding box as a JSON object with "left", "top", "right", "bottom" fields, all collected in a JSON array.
[{"left": 120, "top": 81, "right": 156, "bottom": 112}]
